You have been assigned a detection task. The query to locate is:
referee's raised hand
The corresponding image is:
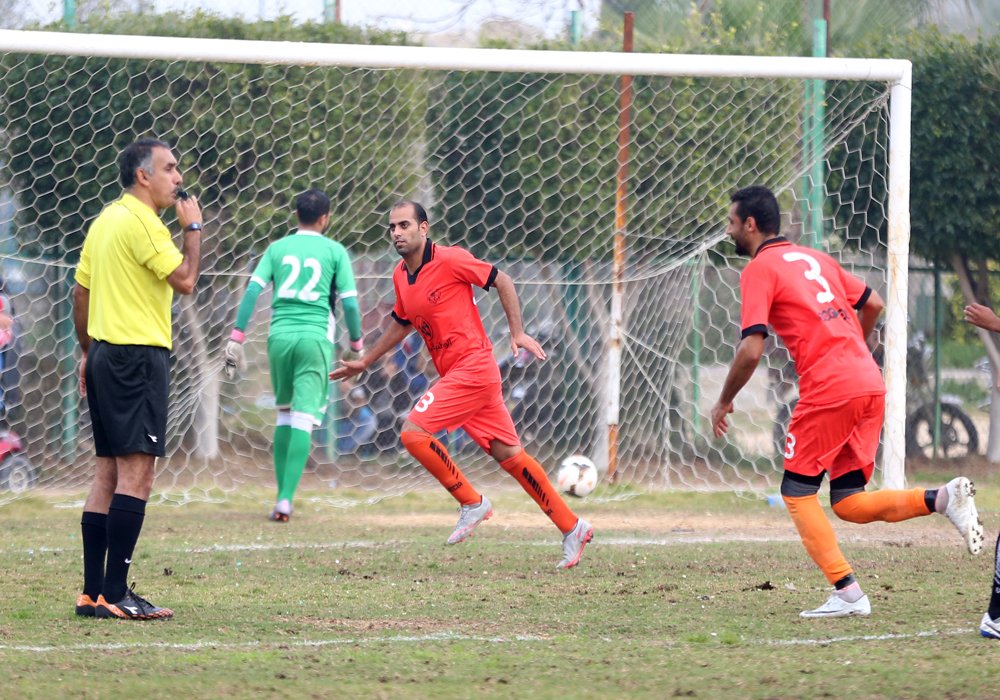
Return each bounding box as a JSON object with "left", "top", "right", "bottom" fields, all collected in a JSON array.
[{"left": 175, "top": 189, "right": 203, "bottom": 233}]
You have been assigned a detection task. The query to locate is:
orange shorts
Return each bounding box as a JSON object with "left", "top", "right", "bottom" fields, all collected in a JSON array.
[
  {"left": 406, "top": 362, "right": 520, "bottom": 453},
  {"left": 782, "top": 394, "right": 884, "bottom": 481}
]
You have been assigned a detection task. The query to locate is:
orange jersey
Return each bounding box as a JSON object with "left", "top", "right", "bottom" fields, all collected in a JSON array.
[
  {"left": 392, "top": 241, "right": 499, "bottom": 378},
  {"left": 740, "top": 238, "right": 884, "bottom": 405}
]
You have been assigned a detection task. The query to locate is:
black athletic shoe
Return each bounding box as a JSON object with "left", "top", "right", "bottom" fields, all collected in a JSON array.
[{"left": 95, "top": 584, "right": 173, "bottom": 620}]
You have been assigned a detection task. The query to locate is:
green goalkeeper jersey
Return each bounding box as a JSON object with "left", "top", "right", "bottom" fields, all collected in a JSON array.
[{"left": 236, "top": 231, "right": 359, "bottom": 341}]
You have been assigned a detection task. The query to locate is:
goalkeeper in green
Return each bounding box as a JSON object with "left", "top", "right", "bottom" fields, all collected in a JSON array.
[{"left": 223, "top": 189, "right": 363, "bottom": 521}]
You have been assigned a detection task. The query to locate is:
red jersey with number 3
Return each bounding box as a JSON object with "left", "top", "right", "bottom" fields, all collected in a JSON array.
[
  {"left": 392, "top": 240, "right": 499, "bottom": 378},
  {"left": 740, "top": 238, "right": 884, "bottom": 406}
]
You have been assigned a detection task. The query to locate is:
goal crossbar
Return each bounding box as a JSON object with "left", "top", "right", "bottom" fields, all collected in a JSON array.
[{"left": 0, "top": 29, "right": 910, "bottom": 82}]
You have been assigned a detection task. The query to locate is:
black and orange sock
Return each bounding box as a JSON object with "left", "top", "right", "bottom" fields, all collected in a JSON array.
[
  {"left": 401, "top": 431, "right": 481, "bottom": 506},
  {"left": 81, "top": 511, "right": 107, "bottom": 599},
  {"left": 832, "top": 488, "right": 930, "bottom": 523},
  {"left": 498, "top": 451, "right": 578, "bottom": 534},
  {"left": 783, "top": 493, "right": 853, "bottom": 585}
]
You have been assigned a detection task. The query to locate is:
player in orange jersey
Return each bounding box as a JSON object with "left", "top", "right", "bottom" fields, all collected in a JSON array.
[
  {"left": 711, "top": 185, "right": 983, "bottom": 618},
  {"left": 331, "top": 200, "right": 593, "bottom": 568}
]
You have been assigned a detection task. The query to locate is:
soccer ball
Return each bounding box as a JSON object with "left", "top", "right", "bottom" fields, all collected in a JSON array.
[{"left": 556, "top": 455, "right": 599, "bottom": 498}]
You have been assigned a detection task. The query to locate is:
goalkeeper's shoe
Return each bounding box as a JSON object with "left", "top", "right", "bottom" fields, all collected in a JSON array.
[
  {"left": 75, "top": 593, "right": 98, "bottom": 617},
  {"left": 556, "top": 517, "right": 594, "bottom": 570},
  {"left": 800, "top": 592, "right": 871, "bottom": 618},
  {"left": 95, "top": 584, "right": 173, "bottom": 620},
  {"left": 446, "top": 496, "right": 492, "bottom": 545},
  {"left": 270, "top": 499, "right": 291, "bottom": 523},
  {"left": 981, "top": 613, "right": 1000, "bottom": 640},
  {"left": 941, "top": 477, "right": 984, "bottom": 555}
]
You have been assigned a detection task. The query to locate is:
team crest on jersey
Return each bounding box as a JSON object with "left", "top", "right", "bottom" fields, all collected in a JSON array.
[
  {"left": 427, "top": 289, "right": 442, "bottom": 304},
  {"left": 414, "top": 315, "right": 433, "bottom": 340}
]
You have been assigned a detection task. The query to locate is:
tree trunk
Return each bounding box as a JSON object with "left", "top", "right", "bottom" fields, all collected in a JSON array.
[{"left": 179, "top": 295, "right": 219, "bottom": 459}]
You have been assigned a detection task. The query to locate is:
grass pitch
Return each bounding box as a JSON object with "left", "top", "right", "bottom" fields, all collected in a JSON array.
[{"left": 1, "top": 465, "right": 997, "bottom": 699}]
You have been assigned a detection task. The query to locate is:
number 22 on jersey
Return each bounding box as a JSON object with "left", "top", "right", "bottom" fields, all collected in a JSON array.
[{"left": 276, "top": 255, "right": 322, "bottom": 302}]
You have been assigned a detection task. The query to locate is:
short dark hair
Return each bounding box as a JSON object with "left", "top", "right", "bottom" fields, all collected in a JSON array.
[
  {"left": 731, "top": 185, "right": 780, "bottom": 235},
  {"left": 296, "top": 189, "right": 331, "bottom": 225},
  {"left": 392, "top": 200, "right": 428, "bottom": 225},
  {"left": 118, "top": 138, "right": 171, "bottom": 188}
]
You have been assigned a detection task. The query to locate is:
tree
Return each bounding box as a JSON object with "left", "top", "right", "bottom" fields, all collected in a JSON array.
[{"left": 0, "top": 12, "right": 426, "bottom": 459}]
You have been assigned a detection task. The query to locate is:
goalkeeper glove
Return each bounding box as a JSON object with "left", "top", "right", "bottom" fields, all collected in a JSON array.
[
  {"left": 342, "top": 338, "right": 365, "bottom": 363},
  {"left": 223, "top": 329, "right": 246, "bottom": 379}
]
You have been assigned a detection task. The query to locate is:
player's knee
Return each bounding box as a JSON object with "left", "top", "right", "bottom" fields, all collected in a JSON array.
[
  {"left": 491, "top": 442, "right": 521, "bottom": 469},
  {"left": 400, "top": 428, "right": 432, "bottom": 453},
  {"left": 831, "top": 496, "right": 866, "bottom": 523},
  {"left": 829, "top": 471, "right": 868, "bottom": 522},
  {"left": 779, "top": 471, "right": 823, "bottom": 499},
  {"left": 400, "top": 419, "right": 427, "bottom": 435}
]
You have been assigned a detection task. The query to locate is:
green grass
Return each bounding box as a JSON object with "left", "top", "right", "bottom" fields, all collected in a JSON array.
[{"left": 1, "top": 468, "right": 998, "bottom": 699}]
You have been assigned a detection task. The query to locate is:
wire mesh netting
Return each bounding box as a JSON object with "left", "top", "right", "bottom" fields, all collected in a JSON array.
[{"left": 0, "top": 42, "right": 895, "bottom": 503}]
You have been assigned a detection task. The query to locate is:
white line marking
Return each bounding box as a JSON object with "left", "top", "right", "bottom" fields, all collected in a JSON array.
[
  {"left": 0, "top": 632, "right": 544, "bottom": 653},
  {"left": 0, "top": 627, "right": 978, "bottom": 655},
  {"left": 0, "top": 532, "right": 949, "bottom": 555},
  {"left": 760, "top": 627, "right": 976, "bottom": 645}
]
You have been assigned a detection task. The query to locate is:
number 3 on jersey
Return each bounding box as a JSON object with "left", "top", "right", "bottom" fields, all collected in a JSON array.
[
  {"left": 414, "top": 391, "right": 435, "bottom": 413},
  {"left": 277, "top": 255, "right": 322, "bottom": 302},
  {"left": 782, "top": 252, "right": 834, "bottom": 304}
]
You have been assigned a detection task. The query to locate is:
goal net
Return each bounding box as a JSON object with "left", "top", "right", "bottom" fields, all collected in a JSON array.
[{"left": 0, "top": 30, "right": 911, "bottom": 504}]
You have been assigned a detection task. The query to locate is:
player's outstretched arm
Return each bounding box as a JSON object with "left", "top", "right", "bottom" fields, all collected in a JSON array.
[
  {"left": 330, "top": 319, "right": 408, "bottom": 381},
  {"left": 965, "top": 303, "right": 1000, "bottom": 333},
  {"left": 711, "top": 333, "right": 765, "bottom": 438},
  {"left": 492, "top": 270, "right": 547, "bottom": 360}
]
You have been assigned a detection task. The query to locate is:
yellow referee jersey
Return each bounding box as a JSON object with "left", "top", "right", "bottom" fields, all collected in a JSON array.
[{"left": 75, "top": 193, "right": 184, "bottom": 349}]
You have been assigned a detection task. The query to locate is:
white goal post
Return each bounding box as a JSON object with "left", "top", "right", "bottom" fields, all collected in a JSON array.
[{"left": 0, "top": 29, "right": 911, "bottom": 502}]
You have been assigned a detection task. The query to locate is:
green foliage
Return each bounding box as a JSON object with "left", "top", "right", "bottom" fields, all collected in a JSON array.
[
  {"left": 427, "top": 69, "right": 799, "bottom": 262},
  {"left": 0, "top": 12, "right": 420, "bottom": 262},
  {"left": 904, "top": 30, "right": 1000, "bottom": 266},
  {"left": 828, "top": 29, "right": 999, "bottom": 264}
]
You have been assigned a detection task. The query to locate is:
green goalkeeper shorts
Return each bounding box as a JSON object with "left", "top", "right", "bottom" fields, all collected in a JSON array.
[{"left": 267, "top": 334, "right": 333, "bottom": 423}]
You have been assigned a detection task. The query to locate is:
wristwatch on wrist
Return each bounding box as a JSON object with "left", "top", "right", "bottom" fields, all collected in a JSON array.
[{"left": 184, "top": 222, "right": 203, "bottom": 232}]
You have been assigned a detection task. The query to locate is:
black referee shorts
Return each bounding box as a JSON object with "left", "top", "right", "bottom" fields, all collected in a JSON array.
[{"left": 85, "top": 341, "right": 169, "bottom": 458}]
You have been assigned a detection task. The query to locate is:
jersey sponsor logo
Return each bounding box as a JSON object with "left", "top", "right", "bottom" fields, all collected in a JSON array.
[
  {"left": 817, "top": 307, "right": 851, "bottom": 323},
  {"left": 413, "top": 315, "right": 433, "bottom": 340},
  {"left": 428, "top": 339, "right": 454, "bottom": 352}
]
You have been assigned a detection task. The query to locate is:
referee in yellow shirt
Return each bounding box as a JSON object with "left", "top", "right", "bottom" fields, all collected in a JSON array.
[{"left": 72, "top": 138, "right": 203, "bottom": 620}]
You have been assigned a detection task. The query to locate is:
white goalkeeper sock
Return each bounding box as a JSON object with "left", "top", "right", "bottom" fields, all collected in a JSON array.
[{"left": 836, "top": 581, "right": 865, "bottom": 603}]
